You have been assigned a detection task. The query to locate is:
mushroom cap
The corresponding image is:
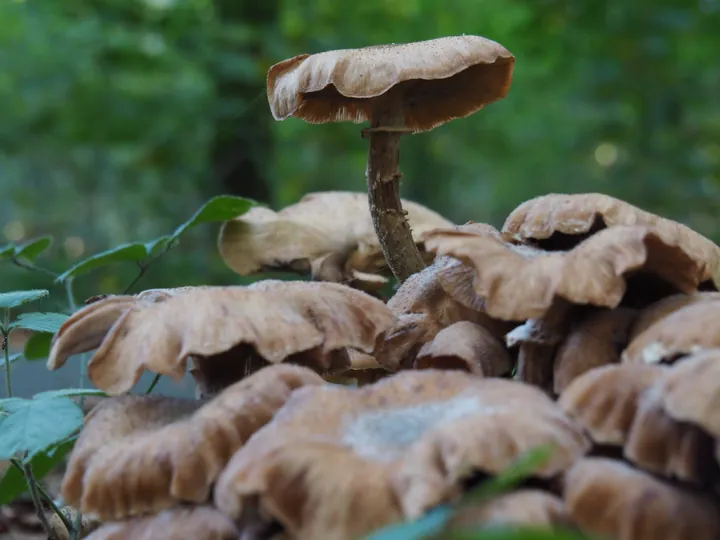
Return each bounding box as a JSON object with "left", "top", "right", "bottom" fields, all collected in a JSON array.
[
  {"left": 214, "top": 369, "right": 589, "bottom": 538},
  {"left": 622, "top": 300, "right": 720, "bottom": 365},
  {"left": 61, "top": 364, "right": 323, "bottom": 520},
  {"left": 267, "top": 35, "right": 514, "bottom": 132},
  {"left": 445, "top": 490, "right": 571, "bottom": 530},
  {"left": 628, "top": 292, "right": 720, "bottom": 340},
  {"left": 84, "top": 507, "right": 239, "bottom": 540},
  {"left": 53, "top": 280, "right": 393, "bottom": 395},
  {"left": 501, "top": 192, "right": 720, "bottom": 283},
  {"left": 563, "top": 457, "right": 720, "bottom": 540},
  {"left": 553, "top": 308, "right": 639, "bottom": 393},
  {"left": 425, "top": 224, "right": 703, "bottom": 321},
  {"left": 218, "top": 191, "right": 452, "bottom": 279},
  {"left": 414, "top": 320, "right": 512, "bottom": 376},
  {"left": 559, "top": 363, "right": 667, "bottom": 446}
]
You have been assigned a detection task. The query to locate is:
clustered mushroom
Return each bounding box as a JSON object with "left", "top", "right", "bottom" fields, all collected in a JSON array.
[{"left": 42, "top": 36, "right": 720, "bottom": 540}]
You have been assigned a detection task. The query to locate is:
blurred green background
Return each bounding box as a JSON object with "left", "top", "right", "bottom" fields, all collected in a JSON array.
[{"left": 1, "top": 0, "right": 719, "bottom": 313}]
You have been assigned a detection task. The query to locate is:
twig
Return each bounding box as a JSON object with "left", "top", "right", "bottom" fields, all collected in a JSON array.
[
  {"left": 121, "top": 262, "right": 148, "bottom": 294},
  {"left": 17, "top": 460, "right": 62, "bottom": 540},
  {"left": 145, "top": 374, "right": 161, "bottom": 394},
  {"left": 11, "top": 257, "right": 58, "bottom": 278}
]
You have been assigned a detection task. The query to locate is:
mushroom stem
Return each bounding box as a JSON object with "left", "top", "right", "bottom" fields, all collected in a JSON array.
[{"left": 365, "top": 97, "right": 426, "bottom": 282}]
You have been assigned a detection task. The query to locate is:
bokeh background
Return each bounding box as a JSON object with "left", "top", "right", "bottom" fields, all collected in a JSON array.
[{"left": 1, "top": 0, "right": 719, "bottom": 394}]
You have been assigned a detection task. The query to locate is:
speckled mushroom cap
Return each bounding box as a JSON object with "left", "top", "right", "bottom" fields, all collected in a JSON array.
[
  {"left": 267, "top": 35, "right": 514, "bottom": 132},
  {"left": 218, "top": 191, "right": 453, "bottom": 281},
  {"left": 214, "top": 370, "right": 589, "bottom": 539},
  {"left": 622, "top": 300, "right": 720, "bottom": 365},
  {"left": 84, "top": 507, "right": 239, "bottom": 540},
  {"left": 425, "top": 223, "right": 703, "bottom": 321},
  {"left": 563, "top": 457, "right": 720, "bottom": 540},
  {"left": 48, "top": 280, "right": 393, "bottom": 395},
  {"left": 61, "top": 364, "right": 324, "bottom": 520}
]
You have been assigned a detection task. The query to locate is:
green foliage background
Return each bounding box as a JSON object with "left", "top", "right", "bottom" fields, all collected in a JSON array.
[{"left": 1, "top": 0, "right": 719, "bottom": 300}]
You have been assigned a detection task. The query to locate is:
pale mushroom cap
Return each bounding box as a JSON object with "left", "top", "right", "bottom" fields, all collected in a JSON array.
[
  {"left": 629, "top": 292, "right": 720, "bottom": 341},
  {"left": 267, "top": 35, "right": 514, "bottom": 132},
  {"left": 564, "top": 457, "right": 720, "bottom": 540}
]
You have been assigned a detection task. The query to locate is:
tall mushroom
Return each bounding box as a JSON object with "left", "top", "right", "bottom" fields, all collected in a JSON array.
[{"left": 266, "top": 36, "right": 515, "bottom": 281}]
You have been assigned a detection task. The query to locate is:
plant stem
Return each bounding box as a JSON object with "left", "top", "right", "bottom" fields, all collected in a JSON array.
[
  {"left": 122, "top": 262, "right": 148, "bottom": 294},
  {"left": 64, "top": 278, "right": 77, "bottom": 312},
  {"left": 11, "top": 257, "right": 58, "bottom": 278},
  {"left": 3, "top": 310, "right": 11, "bottom": 398},
  {"left": 145, "top": 373, "right": 161, "bottom": 394},
  {"left": 17, "top": 460, "right": 62, "bottom": 540},
  {"left": 364, "top": 95, "right": 425, "bottom": 282}
]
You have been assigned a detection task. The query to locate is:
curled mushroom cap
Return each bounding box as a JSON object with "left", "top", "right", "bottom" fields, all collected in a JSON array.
[
  {"left": 563, "top": 457, "right": 720, "bottom": 540},
  {"left": 218, "top": 191, "right": 452, "bottom": 280},
  {"left": 85, "top": 507, "right": 238, "bottom": 540},
  {"left": 50, "top": 280, "right": 393, "bottom": 395},
  {"left": 553, "top": 307, "right": 638, "bottom": 393},
  {"left": 628, "top": 292, "right": 720, "bottom": 341},
  {"left": 267, "top": 35, "right": 514, "bottom": 132},
  {"left": 214, "top": 370, "right": 589, "bottom": 539},
  {"left": 622, "top": 300, "right": 720, "bottom": 365},
  {"left": 414, "top": 320, "right": 512, "bottom": 376},
  {"left": 559, "top": 363, "right": 667, "bottom": 446},
  {"left": 501, "top": 192, "right": 720, "bottom": 284},
  {"left": 425, "top": 224, "right": 703, "bottom": 321},
  {"left": 61, "top": 364, "right": 323, "bottom": 520}
]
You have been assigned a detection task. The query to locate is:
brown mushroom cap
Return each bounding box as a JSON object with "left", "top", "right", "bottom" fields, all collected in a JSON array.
[
  {"left": 84, "top": 507, "right": 239, "bottom": 540},
  {"left": 218, "top": 191, "right": 452, "bottom": 279},
  {"left": 501, "top": 192, "right": 720, "bottom": 284},
  {"left": 214, "top": 370, "right": 589, "bottom": 538},
  {"left": 61, "top": 364, "right": 323, "bottom": 520},
  {"left": 51, "top": 280, "right": 393, "bottom": 395},
  {"left": 563, "top": 457, "right": 720, "bottom": 540},
  {"left": 267, "top": 35, "right": 514, "bottom": 132},
  {"left": 445, "top": 490, "right": 571, "bottom": 530},
  {"left": 629, "top": 292, "right": 720, "bottom": 341},
  {"left": 559, "top": 363, "right": 667, "bottom": 446},
  {"left": 553, "top": 308, "right": 639, "bottom": 393},
  {"left": 622, "top": 300, "right": 720, "bottom": 365},
  {"left": 425, "top": 224, "right": 703, "bottom": 321},
  {"left": 414, "top": 320, "right": 512, "bottom": 376}
]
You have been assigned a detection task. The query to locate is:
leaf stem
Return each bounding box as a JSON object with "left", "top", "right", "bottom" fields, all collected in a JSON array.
[
  {"left": 145, "top": 373, "right": 161, "bottom": 394},
  {"left": 11, "top": 257, "right": 59, "bottom": 278},
  {"left": 15, "top": 459, "right": 63, "bottom": 540},
  {"left": 122, "top": 262, "right": 148, "bottom": 294},
  {"left": 3, "top": 309, "right": 11, "bottom": 398}
]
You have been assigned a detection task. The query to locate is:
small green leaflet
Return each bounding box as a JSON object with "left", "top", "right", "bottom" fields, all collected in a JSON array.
[
  {"left": 0, "top": 245, "right": 13, "bottom": 260},
  {"left": 34, "top": 388, "right": 107, "bottom": 399},
  {"left": 56, "top": 196, "right": 255, "bottom": 282},
  {"left": 366, "top": 506, "right": 451, "bottom": 540},
  {"left": 14, "top": 236, "right": 53, "bottom": 261},
  {"left": 0, "top": 290, "right": 49, "bottom": 309},
  {"left": 0, "top": 438, "right": 75, "bottom": 505},
  {"left": 0, "top": 397, "right": 83, "bottom": 461},
  {"left": 9, "top": 312, "right": 68, "bottom": 333},
  {"left": 23, "top": 332, "right": 53, "bottom": 360}
]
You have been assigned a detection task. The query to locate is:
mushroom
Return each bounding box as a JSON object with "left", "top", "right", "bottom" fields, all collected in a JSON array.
[
  {"left": 48, "top": 280, "right": 393, "bottom": 396},
  {"left": 622, "top": 300, "right": 720, "bottom": 365},
  {"left": 553, "top": 307, "right": 639, "bottom": 393},
  {"left": 414, "top": 320, "right": 512, "bottom": 376},
  {"left": 563, "top": 457, "right": 720, "bottom": 540},
  {"left": 266, "top": 36, "right": 514, "bottom": 281},
  {"left": 214, "top": 370, "right": 589, "bottom": 539},
  {"left": 61, "top": 364, "right": 324, "bottom": 520},
  {"left": 627, "top": 291, "right": 720, "bottom": 341},
  {"left": 501, "top": 192, "right": 720, "bottom": 288},
  {"left": 84, "top": 507, "right": 240, "bottom": 540},
  {"left": 218, "top": 191, "right": 453, "bottom": 290}
]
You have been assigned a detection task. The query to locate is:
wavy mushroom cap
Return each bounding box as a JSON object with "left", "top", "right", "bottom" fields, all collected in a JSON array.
[
  {"left": 564, "top": 457, "right": 720, "bottom": 540},
  {"left": 414, "top": 320, "right": 512, "bottom": 376},
  {"left": 559, "top": 363, "right": 667, "bottom": 446},
  {"left": 425, "top": 224, "right": 703, "bottom": 321},
  {"left": 50, "top": 280, "right": 393, "bottom": 395},
  {"left": 61, "top": 364, "right": 323, "bottom": 520},
  {"left": 218, "top": 191, "right": 452, "bottom": 280},
  {"left": 553, "top": 308, "right": 638, "bottom": 393},
  {"left": 214, "top": 370, "right": 589, "bottom": 539},
  {"left": 501, "top": 192, "right": 720, "bottom": 284},
  {"left": 84, "top": 507, "right": 239, "bottom": 540},
  {"left": 622, "top": 300, "right": 720, "bottom": 365},
  {"left": 628, "top": 292, "right": 720, "bottom": 341},
  {"left": 267, "top": 35, "right": 514, "bottom": 132}
]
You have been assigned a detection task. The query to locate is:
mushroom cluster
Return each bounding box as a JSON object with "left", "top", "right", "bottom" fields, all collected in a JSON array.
[{"left": 44, "top": 35, "right": 720, "bottom": 540}]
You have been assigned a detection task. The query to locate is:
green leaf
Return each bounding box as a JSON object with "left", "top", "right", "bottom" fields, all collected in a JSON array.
[
  {"left": 0, "top": 397, "right": 83, "bottom": 461},
  {"left": 0, "top": 245, "right": 14, "bottom": 260},
  {"left": 23, "top": 332, "right": 53, "bottom": 360},
  {"left": 171, "top": 195, "right": 255, "bottom": 240},
  {"left": 1, "top": 353, "right": 22, "bottom": 369},
  {"left": 14, "top": 236, "right": 53, "bottom": 261},
  {"left": 367, "top": 506, "right": 452, "bottom": 540},
  {"left": 0, "top": 290, "right": 49, "bottom": 309},
  {"left": 10, "top": 312, "right": 68, "bottom": 333},
  {"left": 56, "top": 243, "right": 148, "bottom": 282},
  {"left": 0, "top": 438, "right": 75, "bottom": 505},
  {"left": 145, "top": 235, "right": 174, "bottom": 258},
  {"left": 34, "top": 388, "right": 107, "bottom": 400}
]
